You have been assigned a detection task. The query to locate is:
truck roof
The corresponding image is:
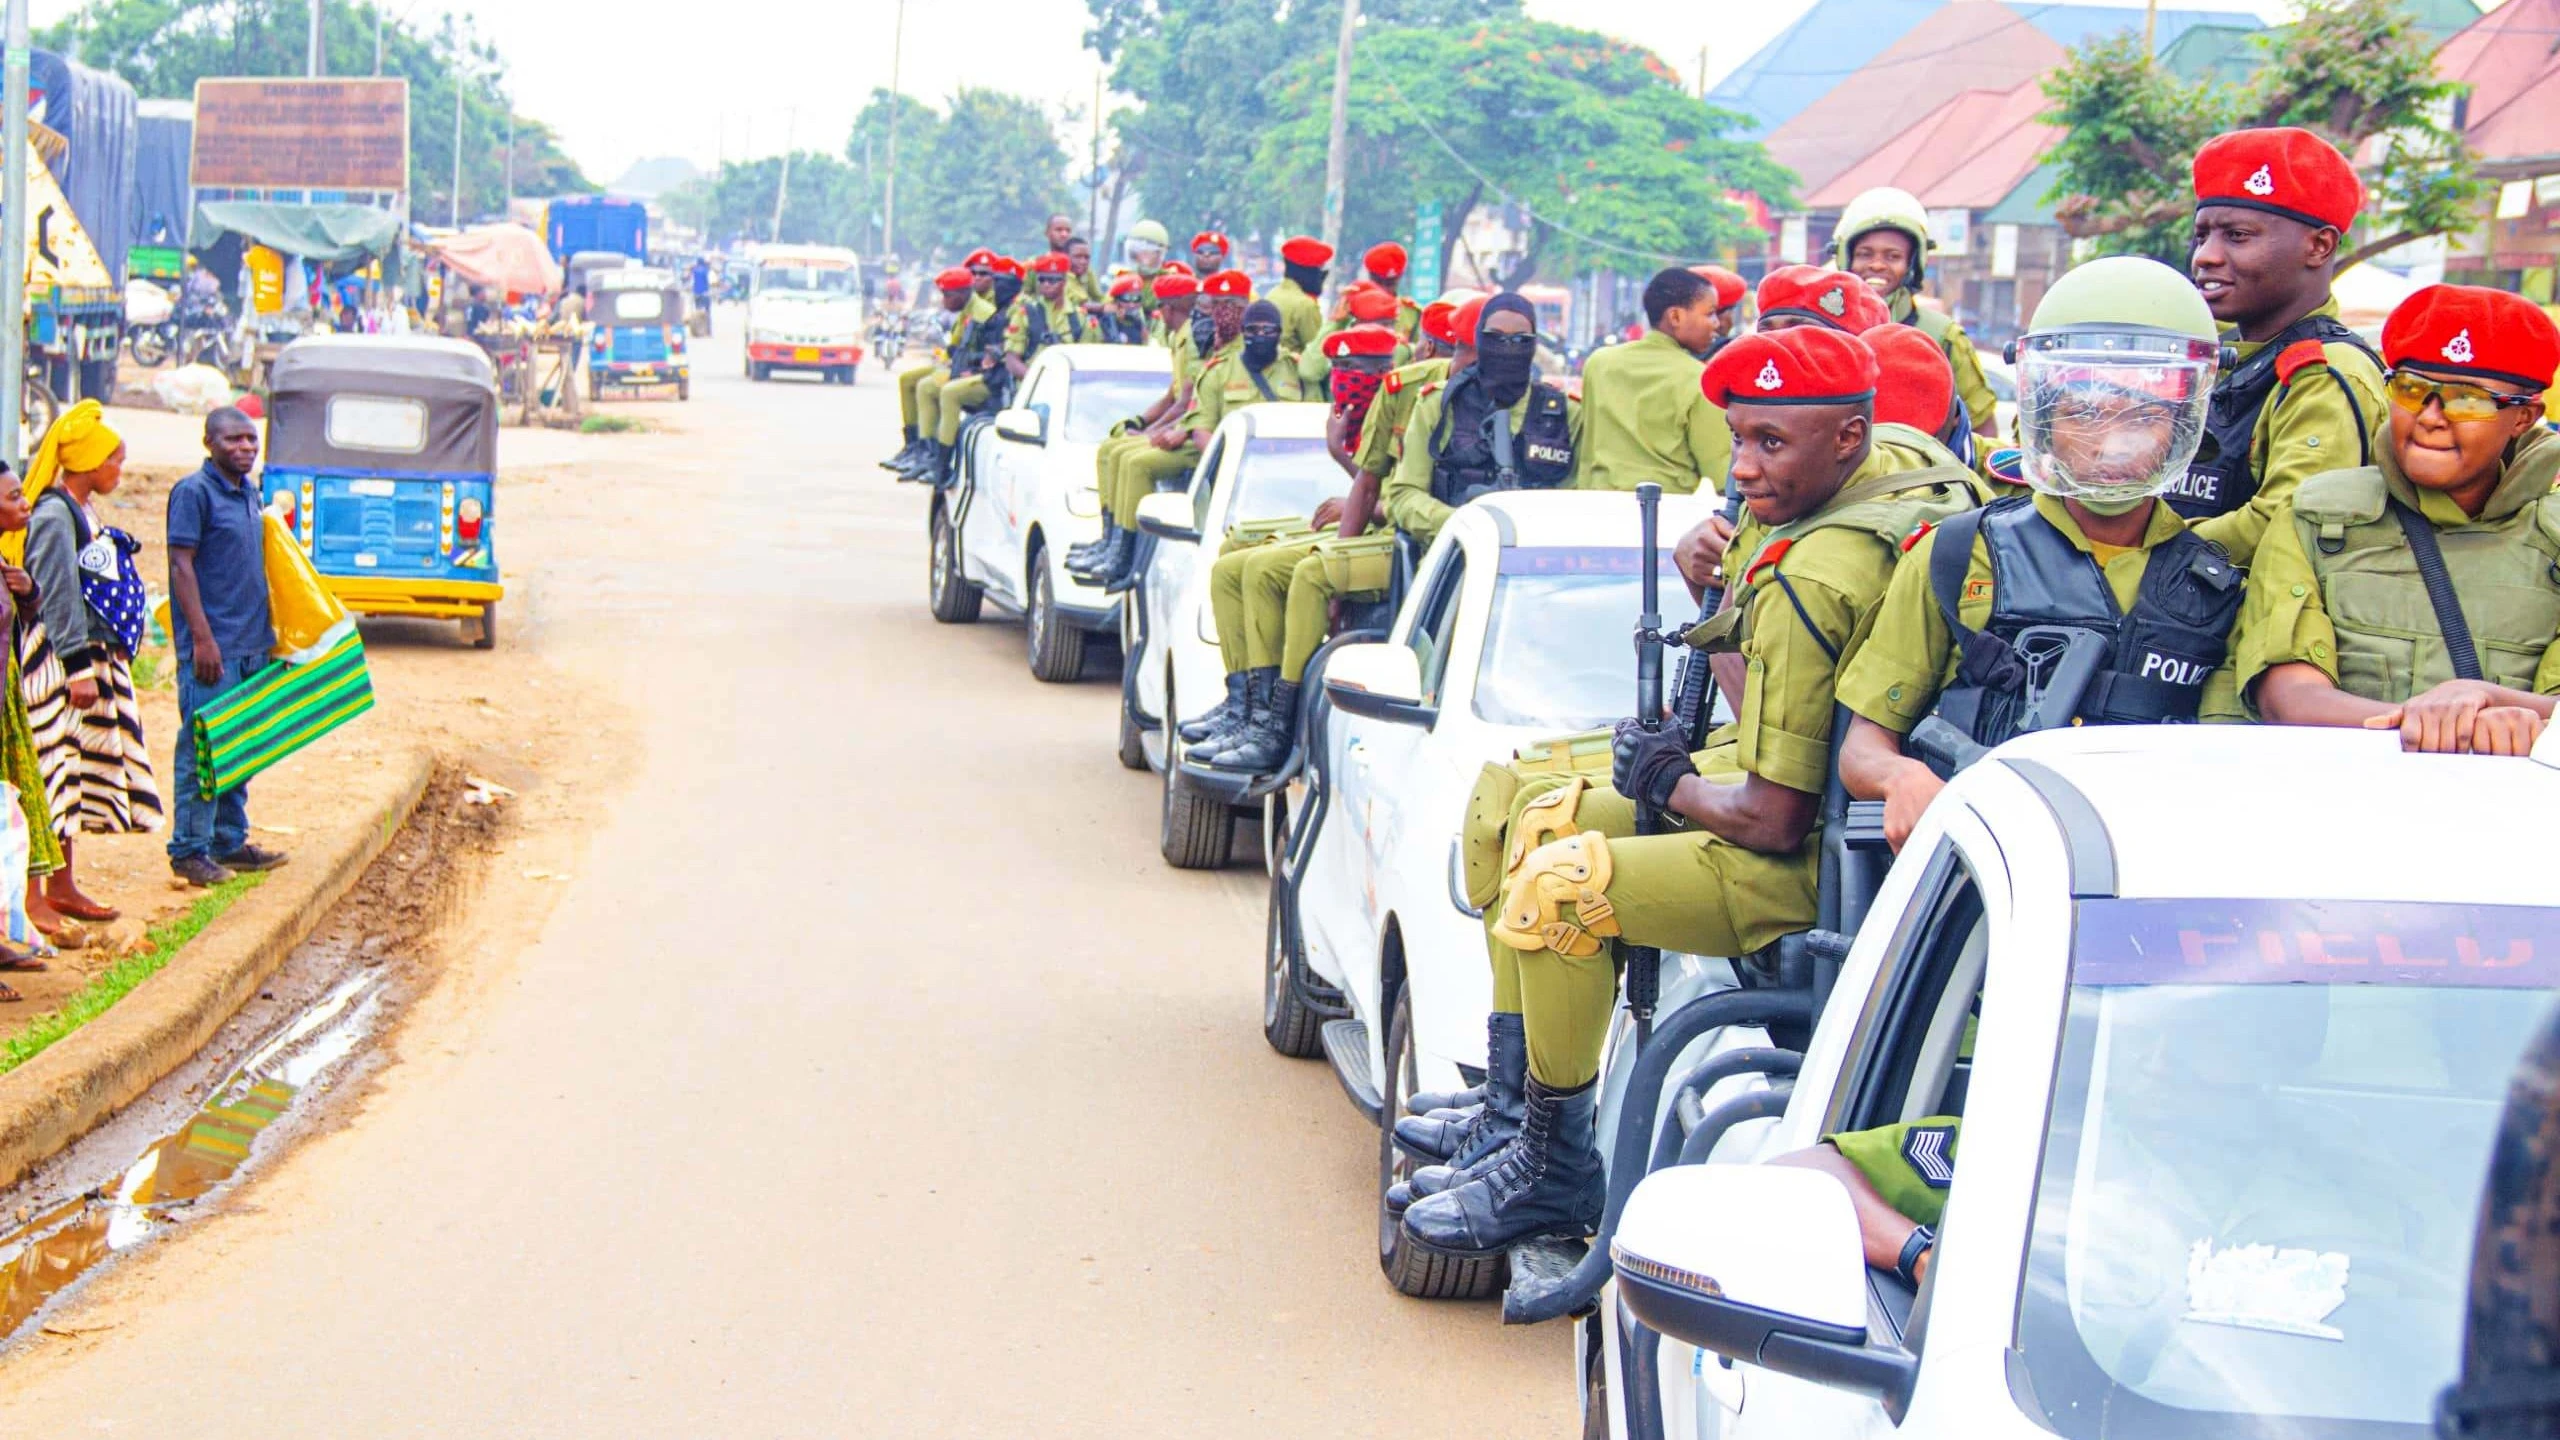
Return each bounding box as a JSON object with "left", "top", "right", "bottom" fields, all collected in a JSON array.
[
  {"left": 1962, "top": 725, "right": 2560, "bottom": 908},
  {"left": 1460, "top": 488, "right": 1718, "bottom": 551}
]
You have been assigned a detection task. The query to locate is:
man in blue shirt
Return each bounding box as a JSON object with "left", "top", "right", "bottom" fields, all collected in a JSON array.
[{"left": 166, "top": 407, "right": 285, "bottom": 886}]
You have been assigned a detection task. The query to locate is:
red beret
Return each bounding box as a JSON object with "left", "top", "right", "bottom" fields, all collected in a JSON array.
[
  {"left": 1863, "top": 324, "right": 1957, "bottom": 433},
  {"left": 1451, "top": 294, "right": 1491, "bottom": 347},
  {"left": 1345, "top": 286, "right": 1399, "bottom": 324},
  {"left": 987, "top": 256, "right": 1025, "bottom": 279},
  {"left": 1157, "top": 260, "right": 1194, "bottom": 279},
  {"left": 1191, "top": 231, "right": 1231, "bottom": 255},
  {"left": 2192, "top": 126, "right": 2363, "bottom": 234},
  {"left": 1703, "top": 326, "right": 1880, "bottom": 409},
  {"left": 1756, "top": 265, "right": 1889, "bottom": 334},
  {"left": 1109, "top": 274, "right": 1141, "bottom": 299},
  {"left": 1031, "top": 253, "right": 1071, "bottom": 275},
  {"left": 1202, "top": 269, "right": 1253, "bottom": 300},
  {"left": 1151, "top": 273, "right": 1198, "bottom": 300},
  {"left": 1690, "top": 264, "right": 1747, "bottom": 311},
  {"left": 1323, "top": 324, "right": 1400, "bottom": 359},
  {"left": 1422, "top": 289, "right": 1482, "bottom": 346},
  {"left": 2383, "top": 283, "right": 2560, "bottom": 391},
  {"left": 1280, "top": 235, "right": 1334, "bottom": 268},
  {"left": 934, "top": 267, "right": 974, "bottom": 293},
  {"left": 1363, "top": 242, "right": 1408, "bottom": 279},
  {"left": 962, "top": 248, "right": 998, "bottom": 268}
]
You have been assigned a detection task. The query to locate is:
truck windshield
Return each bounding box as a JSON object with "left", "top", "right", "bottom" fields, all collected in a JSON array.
[
  {"left": 1221, "top": 436, "right": 1347, "bottom": 530},
  {"left": 758, "top": 266, "right": 855, "bottom": 296},
  {"left": 1473, "top": 547, "right": 1674, "bottom": 729},
  {"left": 1064, "top": 372, "right": 1168, "bottom": 445},
  {"left": 2017, "top": 897, "right": 2560, "bottom": 1440}
]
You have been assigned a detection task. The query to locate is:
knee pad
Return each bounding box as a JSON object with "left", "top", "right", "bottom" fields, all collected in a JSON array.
[
  {"left": 1492, "top": 831, "right": 1620, "bottom": 959},
  {"left": 1504, "top": 776, "right": 1587, "bottom": 878}
]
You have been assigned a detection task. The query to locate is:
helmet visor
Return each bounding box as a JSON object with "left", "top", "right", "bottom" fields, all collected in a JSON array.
[{"left": 2016, "top": 330, "right": 2218, "bottom": 509}]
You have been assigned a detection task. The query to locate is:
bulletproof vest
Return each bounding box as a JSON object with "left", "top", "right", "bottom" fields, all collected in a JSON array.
[
  {"left": 1426, "top": 371, "right": 1574, "bottom": 508},
  {"left": 1928, "top": 496, "right": 2244, "bottom": 745},
  {"left": 2288, "top": 452, "right": 2560, "bottom": 699},
  {"left": 2171, "top": 313, "right": 2377, "bottom": 520},
  {"left": 949, "top": 300, "right": 1012, "bottom": 378},
  {"left": 1022, "top": 300, "right": 1086, "bottom": 357}
]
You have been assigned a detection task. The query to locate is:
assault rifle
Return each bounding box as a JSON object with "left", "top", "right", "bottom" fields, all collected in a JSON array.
[
  {"left": 1669, "top": 479, "right": 1749, "bottom": 750},
  {"left": 1627, "top": 482, "right": 1670, "bottom": 1045}
]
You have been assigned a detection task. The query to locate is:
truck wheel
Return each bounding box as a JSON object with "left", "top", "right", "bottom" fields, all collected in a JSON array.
[
  {"left": 1379, "top": 986, "right": 1505, "bottom": 1299},
  {"left": 677, "top": 378, "right": 691, "bottom": 401},
  {"left": 927, "top": 503, "right": 982, "bottom": 624},
  {"left": 1025, "top": 560, "right": 1087, "bottom": 683},
  {"left": 1159, "top": 694, "right": 1234, "bottom": 870},
  {"left": 1116, "top": 639, "right": 1150, "bottom": 771},
  {"left": 468, "top": 603, "right": 498, "bottom": 651},
  {"left": 1261, "top": 864, "right": 1322, "bottom": 1058}
]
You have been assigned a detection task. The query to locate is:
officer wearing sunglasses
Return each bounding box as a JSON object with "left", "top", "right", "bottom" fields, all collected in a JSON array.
[{"left": 2229, "top": 284, "right": 2560, "bottom": 756}]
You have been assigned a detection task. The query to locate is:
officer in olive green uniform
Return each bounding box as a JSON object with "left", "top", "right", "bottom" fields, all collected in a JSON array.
[
  {"left": 884, "top": 265, "right": 980, "bottom": 474},
  {"left": 1005, "top": 255, "right": 1090, "bottom": 374},
  {"left": 1074, "top": 273, "right": 1237, "bottom": 584},
  {"left": 1063, "top": 236, "right": 1109, "bottom": 313},
  {"left": 1574, "top": 267, "right": 1731, "bottom": 495},
  {"left": 1273, "top": 236, "right": 1332, "bottom": 360},
  {"left": 1091, "top": 285, "right": 1283, "bottom": 594},
  {"left": 1832, "top": 188, "right": 2001, "bottom": 440},
  {"left": 934, "top": 258, "right": 1023, "bottom": 457},
  {"left": 2232, "top": 283, "right": 2560, "bottom": 750},
  {"left": 1397, "top": 324, "right": 1980, "bottom": 1258},
  {"left": 896, "top": 253, "right": 1004, "bottom": 482},
  {"left": 1068, "top": 274, "right": 1203, "bottom": 575}
]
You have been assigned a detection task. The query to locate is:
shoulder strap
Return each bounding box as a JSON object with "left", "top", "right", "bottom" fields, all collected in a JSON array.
[
  {"left": 37, "top": 485, "right": 90, "bottom": 548},
  {"left": 1247, "top": 362, "right": 1278, "bottom": 402},
  {"left": 2389, "top": 500, "right": 2485, "bottom": 681},
  {"left": 1929, "top": 503, "right": 1990, "bottom": 645}
]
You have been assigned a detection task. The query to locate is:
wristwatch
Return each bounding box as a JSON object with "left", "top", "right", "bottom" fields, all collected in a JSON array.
[{"left": 1895, "top": 1224, "right": 1936, "bottom": 1287}]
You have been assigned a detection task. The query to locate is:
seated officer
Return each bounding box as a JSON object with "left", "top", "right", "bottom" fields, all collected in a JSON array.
[
  {"left": 1687, "top": 264, "right": 1748, "bottom": 363},
  {"left": 1836, "top": 257, "right": 2243, "bottom": 852},
  {"left": 1068, "top": 272, "right": 1199, "bottom": 571},
  {"left": 1004, "top": 253, "right": 1089, "bottom": 378},
  {"left": 1754, "top": 264, "right": 1891, "bottom": 336},
  {"left": 1300, "top": 281, "right": 1405, "bottom": 386},
  {"left": 1383, "top": 292, "right": 1581, "bottom": 552},
  {"left": 1398, "top": 327, "right": 1979, "bottom": 1256},
  {"left": 1771, "top": 1120, "right": 1959, "bottom": 1289},
  {"left": 2232, "top": 283, "right": 2560, "bottom": 755},
  {"left": 1866, "top": 323, "right": 1979, "bottom": 474},
  {"left": 925, "top": 256, "right": 1024, "bottom": 485},
  {"left": 1576, "top": 267, "right": 1730, "bottom": 495},
  {"left": 1360, "top": 242, "right": 1423, "bottom": 341},
  {"left": 882, "top": 265, "right": 977, "bottom": 474},
  {"left": 1077, "top": 269, "right": 1248, "bottom": 587},
  {"left": 1189, "top": 230, "right": 1232, "bottom": 279},
  {"left": 1101, "top": 275, "right": 1149, "bottom": 344}
]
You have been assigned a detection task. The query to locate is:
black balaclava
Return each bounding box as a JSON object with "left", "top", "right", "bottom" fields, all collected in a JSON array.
[
  {"left": 1239, "top": 299, "right": 1283, "bottom": 371},
  {"left": 1474, "top": 291, "right": 1541, "bottom": 407},
  {"left": 990, "top": 272, "right": 1025, "bottom": 310},
  {"left": 1189, "top": 307, "right": 1217, "bottom": 355},
  {"left": 1284, "top": 261, "right": 1328, "bottom": 296}
]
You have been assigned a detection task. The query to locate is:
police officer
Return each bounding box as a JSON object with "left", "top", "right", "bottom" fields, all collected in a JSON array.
[
  {"left": 1575, "top": 266, "right": 1730, "bottom": 494},
  {"left": 2233, "top": 283, "right": 2560, "bottom": 753},
  {"left": 1069, "top": 270, "right": 1205, "bottom": 578},
  {"left": 1189, "top": 230, "right": 1231, "bottom": 279},
  {"left": 1865, "top": 323, "right": 1979, "bottom": 474},
  {"left": 1063, "top": 235, "right": 1110, "bottom": 314},
  {"left": 927, "top": 256, "right": 1025, "bottom": 485},
  {"left": 2180, "top": 127, "right": 2389, "bottom": 565},
  {"left": 1274, "top": 236, "right": 1332, "bottom": 358},
  {"left": 1299, "top": 281, "right": 1407, "bottom": 387},
  {"left": 1090, "top": 273, "right": 1264, "bottom": 592},
  {"left": 1100, "top": 274, "right": 1149, "bottom": 344},
  {"left": 1832, "top": 187, "right": 2001, "bottom": 438},
  {"left": 1688, "top": 264, "right": 1748, "bottom": 361},
  {"left": 1383, "top": 292, "right": 1582, "bottom": 551},
  {"left": 893, "top": 254, "right": 1003, "bottom": 482},
  {"left": 1122, "top": 219, "right": 1172, "bottom": 308},
  {"left": 1399, "top": 326, "right": 1979, "bottom": 1256},
  {"left": 1836, "top": 257, "right": 2243, "bottom": 851},
  {"left": 1360, "top": 242, "right": 1424, "bottom": 341},
  {"left": 1005, "top": 253, "right": 1089, "bottom": 377},
  {"left": 882, "top": 265, "right": 976, "bottom": 475}
]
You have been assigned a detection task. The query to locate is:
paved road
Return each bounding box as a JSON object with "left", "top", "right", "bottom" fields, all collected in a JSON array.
[{"left": 0, "top": 324, "right": 1572, "bottom": 1435}]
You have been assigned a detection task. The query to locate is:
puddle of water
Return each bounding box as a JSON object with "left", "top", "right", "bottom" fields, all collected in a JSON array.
[{"left": 0, "top": 970, "right": 388, "bottom": 1340}]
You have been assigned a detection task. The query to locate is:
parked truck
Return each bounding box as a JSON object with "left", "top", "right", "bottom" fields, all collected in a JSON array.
[{"left": 543, "top": 196, "right": 648, "bottom": 264}]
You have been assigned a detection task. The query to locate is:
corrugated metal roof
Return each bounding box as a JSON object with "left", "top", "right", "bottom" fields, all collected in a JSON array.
[
  {"left": 1704, "top": 0, "right": 1944, "bottom": 139},
  {"left": 1806, "top": 80, "right": 2057, "bottom": 209},
  {"left": 2436, "top": 0, "right": 2560, "bottom": 163}
]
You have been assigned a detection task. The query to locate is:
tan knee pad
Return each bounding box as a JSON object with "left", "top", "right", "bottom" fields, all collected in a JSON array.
[
  {"left": 1492, "top": 831, "right": 1620, "bottom": 959},
  {"left": 1504, "top": 777, "right": 1587, "bottom": 877}
]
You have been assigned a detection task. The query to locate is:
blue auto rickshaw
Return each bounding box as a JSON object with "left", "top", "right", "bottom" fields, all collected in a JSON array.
[
  {"left": 262, "top": 335, "right": 504, "bottom": 649},
  {"left": 586, "top": 267, "right": 691, "bottom": 401}
]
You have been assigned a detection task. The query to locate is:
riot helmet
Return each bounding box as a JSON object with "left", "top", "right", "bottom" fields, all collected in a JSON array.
[
  {"left": 2014, "top": 256, "right": 2221, "bottom": 514},
  {"left": 1121, "top": 220, "right": 1170, "bottom": 274},
  {"left": 1832, "top": 187, "right": 1931, "bottom": 293}
]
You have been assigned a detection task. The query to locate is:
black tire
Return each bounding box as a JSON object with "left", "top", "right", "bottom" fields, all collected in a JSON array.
[
  {"left": 677, "top": 377, "right": 691, "bottom": 401},
  {"left": 18, "top": 373, "right": 57, "bottom": 454},
  {"left": 1261, "top": 861, "right": 1322, "bottom": 1058},
  {"left": 469, "top": 603, "right": 498, "bottom": 651},
  {"left": 927, "top": 503, "right": 983, "bottom": 624},
  {"left": 127, "top": 326, "right": 170, "bottom": 368},
  {"left": 1116, "top": 636, "right": 1150, "bottom": 771},
  {"left": 1379, "top": 985, "right": 1506, "bottom": 1299},
  {"left": 1159, "top": 691, "right": 1234, "bottom": 870},
  {"left": 1025, "top": 559, "right": 1087, "bottom": 683}
]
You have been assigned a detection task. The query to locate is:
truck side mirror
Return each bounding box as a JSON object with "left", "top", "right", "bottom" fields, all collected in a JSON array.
[
  {"left": 1134, "top": 490, "right": 1199, "bottom": 543},
  {"left": 1323, "top": 642, "right": 1435, "bottom": 728},
  {"left": 995, "top": 405, "right": 1048, "bottom": 445}
]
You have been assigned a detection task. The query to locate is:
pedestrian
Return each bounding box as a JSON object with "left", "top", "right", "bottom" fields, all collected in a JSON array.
[
  {"left": 0, "top": 467, "right": 66, "bottom": 976},
  {"left": 16, "top": 401, "right": 161, "bottom": 925},
  {"left": 165, "top": 407, "right": 287, "bottom": 887}
]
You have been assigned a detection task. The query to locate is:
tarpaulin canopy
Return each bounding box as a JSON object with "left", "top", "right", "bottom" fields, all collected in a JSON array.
[
  {"left": 427, "top": 222, "right": 562, "bottom": 297},
  {"left": 189, "top": 199, "right": 401, "bottom": 261}
]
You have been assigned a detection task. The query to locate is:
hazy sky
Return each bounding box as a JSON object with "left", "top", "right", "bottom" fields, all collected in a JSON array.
[{"left": 38, "top": 0, "right": 2282, "bottom": 188}]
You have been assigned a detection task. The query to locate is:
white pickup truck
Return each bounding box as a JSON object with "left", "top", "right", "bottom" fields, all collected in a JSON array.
[{"left": 744, "top": 244, "right": 864, "bottom": 384}]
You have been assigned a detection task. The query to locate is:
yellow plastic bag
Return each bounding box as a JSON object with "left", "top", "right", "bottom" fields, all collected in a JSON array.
[{"left": 264, "top": 513, "right": 353, "bottom": 665}]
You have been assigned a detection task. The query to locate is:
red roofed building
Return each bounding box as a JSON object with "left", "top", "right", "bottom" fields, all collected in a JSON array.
[{"left": 2435, "top": 0, "right": 2560, "bottom": 284}]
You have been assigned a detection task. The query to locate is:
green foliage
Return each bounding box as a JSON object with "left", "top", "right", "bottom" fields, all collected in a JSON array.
[
  {"left": 2044, "top": 0, "right": 2483, "bottom": 267},
  {"left": 0, "top": 872, "right": 266, "bottom": 1076},
  {"left": 40, "top": 0, "right": 586, "bottom": 221},
  {"left": 1250, "top": 18, "right": 1789, "bottom": 285},
  {"left": 662, "top": 152, "right": 868, "bottom": 249},
  {"left": 921, "top": 89, "right": 1075, "bottom": 256},
  {"left": 578, "top": 413, "right": 644, "bottom": 434},
  {"left": 847, "top": 89, "right": 944, "bottom": 258}
]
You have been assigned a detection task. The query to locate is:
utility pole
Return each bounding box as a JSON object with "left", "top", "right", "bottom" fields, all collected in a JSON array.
[
  {"left": 374, "top": 4, "right": 384, "bottom": 76},
  {"left": 2142, "top": 0, "right": 2159, "bottom": 61},
  {"left": 770, "top": 108, "right": 795, "bottom": 242},
  {"left": 450, "top": 67, "right": 465, "bottom": 225},
  {"left": 2, "top": 0, "right": 28, "bottom": 467},
  {"left": 1697, "top": 45, "right": 1708, "bottom": 101},
  {"left": 308, "top": 0, "right": 322, "bottom": 76},
  {"left": 1087, "top": 69, "right": 1102, "bottom": 244},
  {"left": 883, "top": 0, "right": 906, "bottom": 264},
  {"left": 1320, "top": 0, "right": 1361, "bottom": 296},
  {"left": 504, "top": 111, "right": 514, "bottom": 213}
]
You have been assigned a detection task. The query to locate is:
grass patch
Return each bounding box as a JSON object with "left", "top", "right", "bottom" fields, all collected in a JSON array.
[
  {"left": 578, "top": 414, "right": 644, "bottom": 434},
  {"left": 0, "top": 872, "right": 269, "bottom": 1077}
]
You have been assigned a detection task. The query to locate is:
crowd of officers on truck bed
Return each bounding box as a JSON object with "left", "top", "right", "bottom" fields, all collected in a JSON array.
[{"left": 883, "top": 128, "right": 2560, "bottom": 1278}]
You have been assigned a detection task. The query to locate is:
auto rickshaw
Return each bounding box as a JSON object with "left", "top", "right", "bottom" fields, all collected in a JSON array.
[
  {"left": 586, "top": 267, "right": 691, "bottom": 400},
  {"left": 563, "top": 249, "right": 633, "bottom": 300},
  {"left": 261, "top": 335, "right": 504, "bottom": 649}
]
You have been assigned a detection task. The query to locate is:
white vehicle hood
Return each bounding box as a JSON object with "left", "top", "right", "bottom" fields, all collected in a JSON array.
[{"left": 749, "top": 291, "right": 863, "bottom": 338}]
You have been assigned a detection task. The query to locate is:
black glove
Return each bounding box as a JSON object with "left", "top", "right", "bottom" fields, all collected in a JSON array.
[{"left": 1612, "top": 718, "right": 1695, "bottom": 815}]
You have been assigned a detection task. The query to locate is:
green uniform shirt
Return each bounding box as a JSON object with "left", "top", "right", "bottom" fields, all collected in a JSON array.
[
  {"left": 1894, "top": 293, "right": 2001, "bottom": 441},
  {"left": 1353, "top": 358, "right": 1448, "bottom": 480},
  {"left": 1830, "top": 1118, "right": 1962, "bottom": 1228},
  {"left": 1384, "top": 380, "right": 1587, "bottom": 550},
  {"left": 1003, "top": 295, "right": 1087, "bottom": 357},
  {"left": 1273, "top": 277, "right": 1326, "bottom": 361},
  {"left": 1171, "top": 336, "right": 1242, "bottom": 430},
  {"left": 2230, "top": 431, "right": 2560, "bottom": 711},
  {"left": 1189, "top": 347, "right": 1309, "bottom": 435},
  {"left": 1575, "top": 328, "right": 1728, "bottom": 496},
  {"left": 1837, "top": 494, "right": 2243, "bottom": 733},
  {"left": 2190, "top": 298, "right": 2388, "bottom": 568},
  {"left": 1063, "top": 269, "right": 1109, "bottom": 311}
]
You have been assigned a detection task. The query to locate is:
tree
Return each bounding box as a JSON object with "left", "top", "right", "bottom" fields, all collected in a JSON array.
[
  {"left": 1249, "top": 18, "right": 1789, "bottom": 285},
  {"left": 41, "top": 0, "right": 588, "bottom": 222},
  {"left": 2044, "top": 0, "right": 2482, "bottom": 268},
  {"left": 663, "top": 153, "right": 867, "bottom": 249},
  {"left": 836, "top": 85, "right": 1069, "bottom": 262},
  {"left": 847, "top": 89, "right": 943, "bottom": 260}
]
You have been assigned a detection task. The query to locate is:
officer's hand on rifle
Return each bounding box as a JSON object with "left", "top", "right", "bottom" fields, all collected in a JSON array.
[
  {"left": 1612, "top": 718, "right": 1696, "bottom": 814},
  {"left": 1674, "top": 513, "right": 1739, "bottom": 605}
]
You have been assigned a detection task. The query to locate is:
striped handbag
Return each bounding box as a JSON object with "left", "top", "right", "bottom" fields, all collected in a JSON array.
[{"left": 189, "top": 630, "right": 374, "bottom": 799}]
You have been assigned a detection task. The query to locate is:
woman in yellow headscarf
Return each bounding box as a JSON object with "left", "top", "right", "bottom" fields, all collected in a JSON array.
[{"left": 18, "top": 401, "right": 160, "bottom": 937}]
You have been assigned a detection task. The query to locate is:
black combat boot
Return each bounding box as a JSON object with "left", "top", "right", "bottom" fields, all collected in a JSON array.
[
  {"left": 1400, "top": 1075, "right": 1604, "bottom": 1254},
  {"left": 1180, "top": 671, "right": 1249, "bottom": 744},
  {"left": 896, "top": 437, "right": 941, "bottom": 483},
  {"left": 1394, "top": 1012, "right": 1525, "bottom": 1164},
  {"left": 879, "top": 424, "right": 921, "bottom": 472},
  {"left": 1197, "top": 669, "right": 1273, "bottom": 762},
  {"left": 1066, "top": 519, "right": 1116, "bottom": 574},
  {"left": 1207, "top": 678, "right": 1298, "bottom": 773},
  {"left": 1099, "top": 529, "right": 1150, "bottom": 594}
]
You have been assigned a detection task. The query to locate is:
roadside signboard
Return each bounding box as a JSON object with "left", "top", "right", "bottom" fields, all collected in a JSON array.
[
  {"left": 190, "top": 78, "right": 408, "bottom": 192},
  {"left": 1411, "top": 201, "right": 1443, "bottom": 306}
]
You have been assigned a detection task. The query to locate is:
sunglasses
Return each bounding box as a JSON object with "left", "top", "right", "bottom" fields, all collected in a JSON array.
[
  {"left": 1241, "top": 325, "right": 1282, "bottom": 340},
  {"left": 2386, "top": 370, "right": 2545, "bottom": 423}
]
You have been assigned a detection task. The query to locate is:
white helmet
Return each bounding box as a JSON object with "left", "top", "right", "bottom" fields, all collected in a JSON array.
[
  {"left": 2014, "top": 257, "right": 2223, "bottom": 513},
  {"left": 1832, "top": 187, "right": 1932, "bottom": 289}
]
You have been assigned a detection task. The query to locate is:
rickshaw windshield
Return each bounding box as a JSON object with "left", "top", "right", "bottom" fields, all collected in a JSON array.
[{"left": 602, "top": 291, "right": 669, "bottom": 323}]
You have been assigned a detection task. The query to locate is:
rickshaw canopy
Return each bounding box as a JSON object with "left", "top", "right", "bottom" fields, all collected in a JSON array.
[{"left": 267, "top": 335, "right": 500, "bottom": 475}]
